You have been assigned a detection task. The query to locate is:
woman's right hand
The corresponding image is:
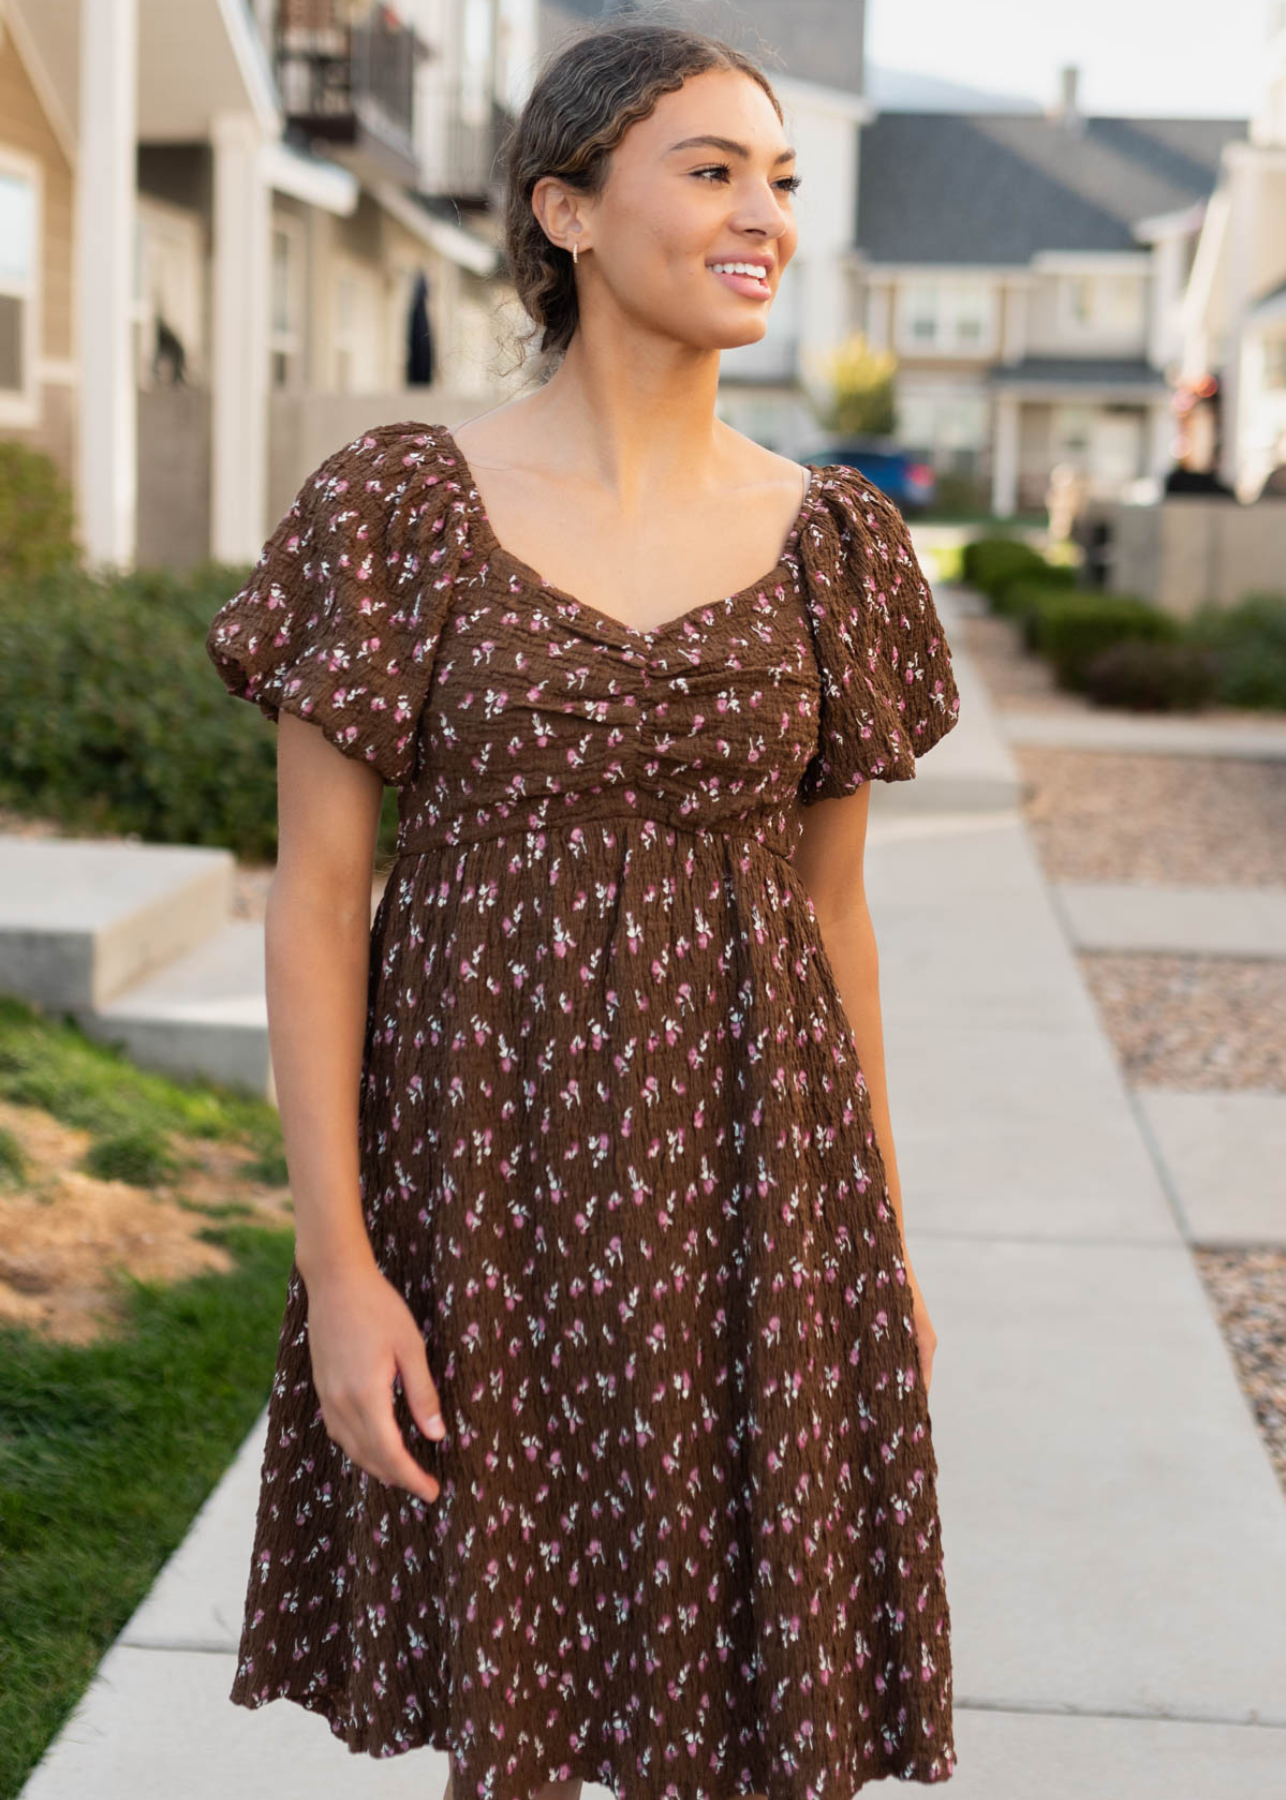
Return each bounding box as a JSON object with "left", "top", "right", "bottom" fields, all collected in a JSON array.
[{"left": 302, "top": 1260, "right": 447, "bottom": 1504}]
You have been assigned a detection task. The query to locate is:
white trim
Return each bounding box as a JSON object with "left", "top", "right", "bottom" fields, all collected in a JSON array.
[
  {"left": 0, "top": 142, "right": 42, "bottom": 428},
  {"left": 373, "top": 180, "right": 500, "bottom": 276},
  {"left": 854, "top": 257, "right": 1037, "bottom": 282},
  {"left": 262, "top": 139, "right": 358, "bottom": 215},
  {"left": 0, "top": 0, "right": 75, "bottom": 163},
  {"left": 1031, "top": 249, "right": 1153, "bottom": 274},
  {"left": 215, "top": 0, "right": 282, "bottom": 138}
]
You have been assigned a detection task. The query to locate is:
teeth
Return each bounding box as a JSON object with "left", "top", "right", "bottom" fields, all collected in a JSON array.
[{"left": 711, "top": 262, "right": 769, "bottom": 279}]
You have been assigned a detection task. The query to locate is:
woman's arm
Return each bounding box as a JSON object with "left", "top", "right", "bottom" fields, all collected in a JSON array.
[
  {"left": 794, "top": 787, "right": 939, "bottom": 1390},
  {"left": 267, "top": 714, "right": 447, "bottom": 1499}
]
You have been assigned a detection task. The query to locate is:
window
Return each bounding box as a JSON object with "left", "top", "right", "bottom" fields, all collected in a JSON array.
[
  {"left": 333, "top": 259, "right": 383, "bottom": 393},
  {"left": 270, "top": 219, "right": 305, "bottom": 391},
  {"left": 1060, "top": 271, "right": 1145, "bottom": 337},
  {"left": 0, "top": 153, "right": 40, "bottom": 424},
  {"left": 897, "top": 280, "right": 995, "bottom": 356}
]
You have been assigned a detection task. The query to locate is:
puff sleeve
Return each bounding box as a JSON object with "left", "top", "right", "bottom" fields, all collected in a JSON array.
[
  {"left": 205, "top": 421, "right": 464, "bottom": 786},
  {"left": 797, "top": 464, "right": 961, "bottom": 801}
]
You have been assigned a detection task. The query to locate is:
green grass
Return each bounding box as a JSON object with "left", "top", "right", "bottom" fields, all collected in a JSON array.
[
  {"left": 0, "top": 993, "right": 297, "bottom": 1797},
  {"left": 0, "top": 1224, "right": 295, "bottom": 1796},
  {"left": 0, "top": 993, "right": 282, "bottom": 1177}
]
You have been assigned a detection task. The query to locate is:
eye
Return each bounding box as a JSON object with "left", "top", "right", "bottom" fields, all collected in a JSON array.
[{"left": 693, "top": 164, "right": 803, "bottom": 195}]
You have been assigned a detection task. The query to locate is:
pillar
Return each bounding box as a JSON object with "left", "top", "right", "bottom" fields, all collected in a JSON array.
[
  {"left": 211, "top": 113, "right": 270, "bottom": 563},
  {"left": 76, "top": 0, "right": 138, "bottom": 570}
]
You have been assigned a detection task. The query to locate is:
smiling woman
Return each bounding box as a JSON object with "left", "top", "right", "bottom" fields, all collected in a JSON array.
[{"left": 210, "top": 15, "right": 960, "bottom": 1800}]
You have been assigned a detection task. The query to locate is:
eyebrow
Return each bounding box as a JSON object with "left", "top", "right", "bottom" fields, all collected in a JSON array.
[{"left": 665, "top": 134, "right": 797, "bottom": 165}]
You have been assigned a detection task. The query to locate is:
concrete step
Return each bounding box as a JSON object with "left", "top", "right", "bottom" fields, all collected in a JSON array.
[
  {"left": 1052, "top": 880, "right": 1286, "bottom": 959},
  {"left": 80, "top": 918, "right": 272, "bottom": 1102},
  {"left": 0, "top": 837, "right": 235, "bottom": 1010}
]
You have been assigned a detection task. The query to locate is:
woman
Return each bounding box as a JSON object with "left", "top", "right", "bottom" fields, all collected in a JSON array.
[{"left": 206, "top": 18, "right": 960, "bottom": 1800}]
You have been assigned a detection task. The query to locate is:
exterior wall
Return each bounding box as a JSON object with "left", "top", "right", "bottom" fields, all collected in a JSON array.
[
  {"left": 136, "top": 385, "right": 212, "bottom": 569},
  {"left": 1023, "top": 264, "right": 1151, "bottom": 360},
  {"left": 0, "top": 22, "right": 74, "bottom": 478},
  {"left": 1093, "top": 495, "right": 1286, "bottom": 615}
]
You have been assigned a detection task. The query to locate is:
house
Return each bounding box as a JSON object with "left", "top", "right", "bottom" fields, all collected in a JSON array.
[
  {"left": 1177, "top": 3, "right": 1286, "bottom": 498},
  {"left": 0, "top": 0, "right": 507, "bottom": 573},
  {"left": 851, "top": 65, "right": 1248, "bottom": 515}
]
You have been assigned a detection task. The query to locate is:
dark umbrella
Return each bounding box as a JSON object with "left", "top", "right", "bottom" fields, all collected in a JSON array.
[{"left": 407, "top": 270, "right": 435, "bottom": 386}]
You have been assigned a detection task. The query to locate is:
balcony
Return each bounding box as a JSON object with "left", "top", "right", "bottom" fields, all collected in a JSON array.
[
  {"left": 415, "top": 81, "right": 513, "bottom": 211},
  {"left": 275, "top": 2, "right": 422, "bottom": 187}
]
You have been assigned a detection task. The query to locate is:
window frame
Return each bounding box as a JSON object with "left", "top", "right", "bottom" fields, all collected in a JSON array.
[
  {"left": 895, "top": 277, "right": 998, "bottom": 359},
  {"left": 270, "top": 213, "right": 307, "bottom": 393},
  {"left": 0, "top": 145, "right": 42, "bottom": 428}
]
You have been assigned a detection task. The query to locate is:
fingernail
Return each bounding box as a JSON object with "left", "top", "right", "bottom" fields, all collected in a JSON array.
[{"left": 426, "top": 1412, "right": 445, "bottom": 1438}]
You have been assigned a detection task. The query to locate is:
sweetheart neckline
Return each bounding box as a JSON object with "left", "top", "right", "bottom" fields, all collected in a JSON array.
[{"left": 434, "top": 424, "right": 817, "bottom": 641}]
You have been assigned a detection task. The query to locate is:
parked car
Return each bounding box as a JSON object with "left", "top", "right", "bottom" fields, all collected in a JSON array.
[{"left": 802, "top": 438, "right": 937, "bottom": 513}]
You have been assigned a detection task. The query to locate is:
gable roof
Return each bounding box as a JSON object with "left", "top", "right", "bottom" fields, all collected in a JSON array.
[{"left": 856, "top": 112, "right": 1247, "bottom": 265}]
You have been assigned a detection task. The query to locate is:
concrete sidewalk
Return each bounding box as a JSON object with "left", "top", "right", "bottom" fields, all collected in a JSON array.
[{"left": 19, "top": 586, "right": 1286, "bottom": 1800}]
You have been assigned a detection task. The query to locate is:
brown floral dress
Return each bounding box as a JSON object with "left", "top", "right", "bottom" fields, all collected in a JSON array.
[{"left": 205, "top": 421, "right": 962, "bottom": 1798}]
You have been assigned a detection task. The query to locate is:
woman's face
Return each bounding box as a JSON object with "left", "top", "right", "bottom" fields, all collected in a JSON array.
[{"left": 544, "top": 67, "right": 802, "bottom": 352}]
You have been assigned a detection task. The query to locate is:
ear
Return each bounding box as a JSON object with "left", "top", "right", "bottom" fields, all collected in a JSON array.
[{"left": 531, "top": 175, "right": 587, "bottom": 256}]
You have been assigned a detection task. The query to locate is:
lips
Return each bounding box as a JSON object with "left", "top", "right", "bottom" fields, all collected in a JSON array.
[{"left": 708, "top": 262, "right": 773, "bottom": 299}]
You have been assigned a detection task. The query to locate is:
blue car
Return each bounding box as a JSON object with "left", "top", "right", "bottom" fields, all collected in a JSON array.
[{"left": 802, "top": 439, "right": 937, "bottom": 514}]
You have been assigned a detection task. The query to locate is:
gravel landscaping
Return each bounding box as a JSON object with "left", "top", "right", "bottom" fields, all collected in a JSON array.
[
  {"left": 1014, "top": 744, "right": 1286, "bottom": 886},
  {"left": 1079, "top": 955, "right": 1286, "bottom": 1092}
]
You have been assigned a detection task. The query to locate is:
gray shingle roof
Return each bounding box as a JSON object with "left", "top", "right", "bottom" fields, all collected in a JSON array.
[
  {"left": 989, "top": 357, "right": 1169, "bottom": 388},
  {"left": 857, "top": 112, "right": 1247, "bottom": 264},
  {"left": 542, "top": 1, "right": 863, "bottom": 94}
]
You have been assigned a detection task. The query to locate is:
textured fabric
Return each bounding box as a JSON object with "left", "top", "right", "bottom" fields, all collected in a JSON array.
[{"left": 206, "top": 421, "right": 961, "bottom": 1799}]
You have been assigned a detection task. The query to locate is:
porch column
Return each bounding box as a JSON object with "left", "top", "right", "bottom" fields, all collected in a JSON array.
[
  {"left": 991, "top": 391, "right": 1020, "bottom": 518},
  {"left": 1148, "top": 396, "right": 1176, "bottom": 482},
  {"left": 211, "top": 114, "right": 270, "bottom": 563},
  {"left": 76, "top": 0, "right": 138, "bottom": 569}
]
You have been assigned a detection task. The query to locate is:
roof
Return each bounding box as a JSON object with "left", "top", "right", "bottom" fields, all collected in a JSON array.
[
  {"left": 856, "top": 112, "right": 1247, "bottom": 264},
  {"left": 988, "top": 357, "right": 1170, "bottom": 389},
  {"left": 544, "top": 0, "right": 864, "bottom": 95}
]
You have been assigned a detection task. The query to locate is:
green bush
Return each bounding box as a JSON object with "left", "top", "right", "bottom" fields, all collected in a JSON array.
[
  {"left": 1081, "top": 639, "right": 1222, "bottom": 712},
  {"left": 1032, "top": 592, "right": 1183, "bottom": 691},
  {"left": 997, "top": 572, "right": 1080, "bottom": 639},
  {"left": 1184, "top": 592, "right": 1286, "bottom": 710},
  {"left": 0, "top": 442, "right": 78, "bottom": 584},
  {"left": 0, "top": 561, "right": 401, "bottom": 862},
  {"left": 961, "top": 535, "right": 1046, "bottom": 597}
]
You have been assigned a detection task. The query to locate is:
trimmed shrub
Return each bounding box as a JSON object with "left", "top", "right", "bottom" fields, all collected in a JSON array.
[
  {"left": 1184, "top": 592, "right": 1286, "bottom": 710},
  {"left": 963, "top": 537, "right": 1048, "bottom": 601},
  {"left": 0, "top": 442, "right": 78, "bottom": 584},
  {"left": 1081, "top": 639, "right": 1221, "bottom": 712},
  {"left": 0, "top": 561, "right": 401, "bottom": 863},
  {"left": 997, "top": 572, "right": 1081, "bottom": 638},
  {"left": 1032, "top": 592, "right": 1183, "bottom": 691}
]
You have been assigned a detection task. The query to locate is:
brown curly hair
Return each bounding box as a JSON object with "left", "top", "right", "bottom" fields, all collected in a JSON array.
[{"left": 497, "top": 11, "right": 784, "bottom": 379}]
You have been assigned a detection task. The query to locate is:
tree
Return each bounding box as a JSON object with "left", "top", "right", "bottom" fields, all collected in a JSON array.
[{"left": 806, "top": 332, "right": 898, "bottom": 439}]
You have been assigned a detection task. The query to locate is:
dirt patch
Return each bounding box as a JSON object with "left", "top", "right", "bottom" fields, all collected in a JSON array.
[{"left": 0, "top": 1098, "right": 293, "bottom": 1345}]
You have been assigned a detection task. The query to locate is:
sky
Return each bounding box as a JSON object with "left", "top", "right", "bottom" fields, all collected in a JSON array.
[{"left": 867, "top": 0, "right": 1270, "bottom": 118}]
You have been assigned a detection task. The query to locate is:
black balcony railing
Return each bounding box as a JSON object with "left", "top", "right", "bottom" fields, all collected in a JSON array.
[{"left": 275, "top": 6, "right": 417, "bottom": 162}]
